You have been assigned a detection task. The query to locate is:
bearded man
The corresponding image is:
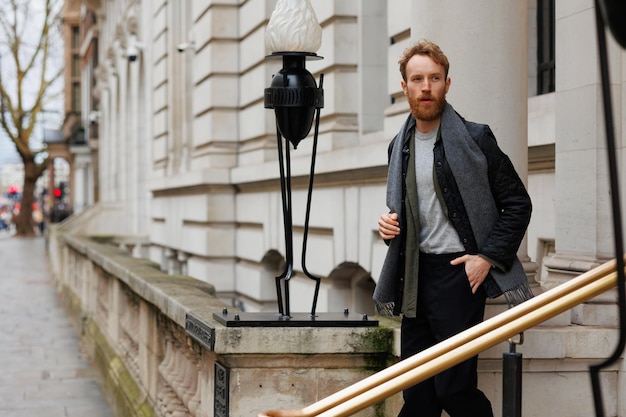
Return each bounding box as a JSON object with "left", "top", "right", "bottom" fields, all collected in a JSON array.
[{"left": 374, "top": 39, "right": 533, "bottom": 417}]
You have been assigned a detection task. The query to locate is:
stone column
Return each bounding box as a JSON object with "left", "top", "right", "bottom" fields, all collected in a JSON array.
[
  {"left": 128, "top": 42, "right": 140, "bottom": 234},
  {"left": 118, "top": 53, "right": 128, "bottom": 208},
  {"left": 410, "top": 1, "right": 537, "bottom": 287},
  {"left": 99, "top": 82, "right": 110, "bottom": 203},
  {"left": 105, "top": 48, "right": 118, "bottom": 204},
  {"left": 543, "top": 4, "right": 620, "bottom": 294},
  {"left": 108, "top": 73, "right": 118, "bottom": 204},
  {"left": 95, "top": 63, "right": 109, "bottom": 206},
  {"left": 72, "top": 158, "right": 86, "bottom": 212}
]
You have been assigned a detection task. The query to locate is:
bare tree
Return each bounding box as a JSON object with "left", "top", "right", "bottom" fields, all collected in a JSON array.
[{"left": 0, "top": 0, "right": 63, "bottom": 236}]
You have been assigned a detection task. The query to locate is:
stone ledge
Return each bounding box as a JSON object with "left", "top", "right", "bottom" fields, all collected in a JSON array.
[{"left": 63, "top": 234, "right": 220, "bottom": 327}]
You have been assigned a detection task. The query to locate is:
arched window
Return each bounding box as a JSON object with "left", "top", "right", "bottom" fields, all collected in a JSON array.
[{"left": 327, "top": 262, "right": 376, "bottom": 316}]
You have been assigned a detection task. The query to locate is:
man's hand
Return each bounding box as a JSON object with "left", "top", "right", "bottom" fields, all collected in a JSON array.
[
  {"left": 378, "top": 212, "right": 400, "bottom": 240},
  {"left": 450, "top": 254, "right": 491, "bottom": 294}
]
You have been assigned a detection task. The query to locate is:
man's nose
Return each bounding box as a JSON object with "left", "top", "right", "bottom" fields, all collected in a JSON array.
[{"left": 421, "top": 79, "right": 431, "bottom": 91}]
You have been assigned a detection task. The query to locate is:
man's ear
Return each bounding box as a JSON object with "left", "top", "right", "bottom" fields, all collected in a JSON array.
[
  {"left": 401, "top": 79, "right": 408, "bottom": 96},
  {"left": 445, "top": 77, "right": 451, "bottom": 94}
]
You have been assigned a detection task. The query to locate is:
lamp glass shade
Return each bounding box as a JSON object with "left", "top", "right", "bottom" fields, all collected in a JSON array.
[{"left": 265, "top": 0, "right": 322, "bottom": 54}]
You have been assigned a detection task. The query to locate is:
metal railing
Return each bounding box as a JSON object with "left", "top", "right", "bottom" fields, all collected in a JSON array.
[{"left": 259, "top": 257, "right": 622, "bottom": 417}]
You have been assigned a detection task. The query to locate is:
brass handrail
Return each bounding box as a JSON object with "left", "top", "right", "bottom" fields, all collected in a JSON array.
[{"left": 259, "top": 257, "right": 622, "bottom": 417}]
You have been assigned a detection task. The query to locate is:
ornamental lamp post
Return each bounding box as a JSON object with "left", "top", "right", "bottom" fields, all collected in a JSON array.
[
  {"left": 211, "top": 0, "right": 377, "bottom": 328},
  {"left": 263, "top": 0, "right": 324, "bottom": 320}
]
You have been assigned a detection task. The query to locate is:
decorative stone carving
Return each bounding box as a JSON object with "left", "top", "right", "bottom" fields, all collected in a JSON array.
[
  {"left": 115, "top": 23, "right": 127, "bottom": 49},
  {"left": 120, "top": 283, "right": 140, "bottom": 379},
  {"left": 156, "top": 319, "right": 197, "bottom": 417},
  {"left": 126, "top": 14, "right": 138, "bottom": 36},
  {"left": 92, "top": 85, "right": 101, "bottom": 100},
  {"left": 106, "top": 46, "right": 117, "bottom": 73},
  {"left": 95, "top": 267, "right": 111, "bottom": 325},
  {"left": 93, "top": 65, "right": 108, "bottom": 99},
  {"left": 95, "top": 64, "right": 107, "bottom": 82}
]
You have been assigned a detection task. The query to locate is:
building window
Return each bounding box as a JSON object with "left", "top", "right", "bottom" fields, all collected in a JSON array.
[
  {"left": 70, "top": 25, "right": 81, "bottom": 113},
  {"left": 72, "top": 81, "right": 81, "bottom": 112},
  {"left": 72, "top": 55, "right": 80, "bottom": 77},
  {"left": 537, "top": 0, "right": 555, "bottom": 94},
  {"left": 71, "top": 26, "right": 80, "bottom": 49}
]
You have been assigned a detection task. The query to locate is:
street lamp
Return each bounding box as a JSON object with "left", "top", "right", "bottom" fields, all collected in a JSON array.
[
  {"left": 263, "top": 0, "right": 324, "bottom": 320},
  {"left": 210, "top": 0, "right": 377, "bottom": 328}
]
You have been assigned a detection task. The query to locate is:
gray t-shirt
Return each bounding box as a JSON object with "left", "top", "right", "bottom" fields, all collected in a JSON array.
[{"left": 414, "top": 127, "right": 465, "bottom": 254}]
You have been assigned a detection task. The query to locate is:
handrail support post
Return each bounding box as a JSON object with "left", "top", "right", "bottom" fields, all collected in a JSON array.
[{"left": 502, "top": 333, "right": 524, "bottom": 417}]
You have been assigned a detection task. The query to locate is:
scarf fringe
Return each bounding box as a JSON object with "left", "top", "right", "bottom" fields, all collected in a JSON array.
[
  {"left": 503, "top": 282, "right": 535, "bottom": 307},
  {"left": 375, "top": 282, "right": 533, "bottom": 317},
  {"left": 374, "top": 301, "right": 396, "bottom": 317}
]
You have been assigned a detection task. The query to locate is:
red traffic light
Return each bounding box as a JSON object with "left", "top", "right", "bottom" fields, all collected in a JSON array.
[{"left": 53, "top": 188, "right": 62, "bottom": 198}]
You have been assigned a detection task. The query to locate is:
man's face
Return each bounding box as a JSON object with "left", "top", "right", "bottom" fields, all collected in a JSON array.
[{"left": 401, "top": 54, "right": 450, "bottom": 125}]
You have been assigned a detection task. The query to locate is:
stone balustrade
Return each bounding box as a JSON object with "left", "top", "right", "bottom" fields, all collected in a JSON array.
[
  {"left": 47, "top": 214, "right": 626, "bottom": 417},
  {"left": 48, "top": 228, "right": 400, "bottom": 417}
]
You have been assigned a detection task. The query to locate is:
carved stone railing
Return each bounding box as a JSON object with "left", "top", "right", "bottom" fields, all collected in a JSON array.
[{"left": 49, "top": 229, "right": 398, "bottom": 417}]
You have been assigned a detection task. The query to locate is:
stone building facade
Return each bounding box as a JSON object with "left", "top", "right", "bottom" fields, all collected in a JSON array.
[{"left": 67, "top": 0, "right": 626, "bottom": 414}]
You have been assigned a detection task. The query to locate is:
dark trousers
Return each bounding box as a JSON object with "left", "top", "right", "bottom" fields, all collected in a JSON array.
[{"left": 398, "top": 252, "right": 493, "bottom": 417}]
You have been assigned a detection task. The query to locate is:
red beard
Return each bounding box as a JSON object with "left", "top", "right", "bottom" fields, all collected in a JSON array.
[{"left": 408, "top": 94, "right": 446, "bottom": 122}]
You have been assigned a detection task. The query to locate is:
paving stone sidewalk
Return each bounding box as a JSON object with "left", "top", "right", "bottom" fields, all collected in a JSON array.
[{"left": 0, "top": 232, "right": 113, "bottom": 417}]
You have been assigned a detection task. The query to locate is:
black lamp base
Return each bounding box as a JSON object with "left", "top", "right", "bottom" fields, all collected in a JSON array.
[{"left": 213, "top": 311, "right": 378, "bottom": 327}]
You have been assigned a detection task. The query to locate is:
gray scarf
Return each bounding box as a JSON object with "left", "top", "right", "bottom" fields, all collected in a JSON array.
[{"left": 374, "top": 103, "right": 532, "bottom": 315}]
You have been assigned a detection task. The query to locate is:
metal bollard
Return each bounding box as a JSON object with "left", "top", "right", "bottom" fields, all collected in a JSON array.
[{"left": 502, "top": 333, "right": 524, "bottom": 417}]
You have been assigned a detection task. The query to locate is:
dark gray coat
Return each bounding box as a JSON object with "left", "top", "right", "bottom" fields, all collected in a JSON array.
[{"left": 374, "top": 104, "right": 533, "bottom": 316}]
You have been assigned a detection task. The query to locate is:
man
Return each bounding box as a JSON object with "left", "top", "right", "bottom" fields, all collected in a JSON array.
[{"left": 374, "top": 39, "right": 533, "bottom": 417}]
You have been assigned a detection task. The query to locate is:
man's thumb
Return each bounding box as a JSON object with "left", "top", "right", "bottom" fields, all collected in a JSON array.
[{"left": 450, "top": 256, "right": 465, "bottom": 265}]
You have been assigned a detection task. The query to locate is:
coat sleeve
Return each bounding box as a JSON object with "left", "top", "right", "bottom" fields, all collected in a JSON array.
[
  {"left": 471, "top": 125, "right": 532, "bottom": 269},
  {"left": 383, "top": 135, "right": 399, "bottom": 248}
]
